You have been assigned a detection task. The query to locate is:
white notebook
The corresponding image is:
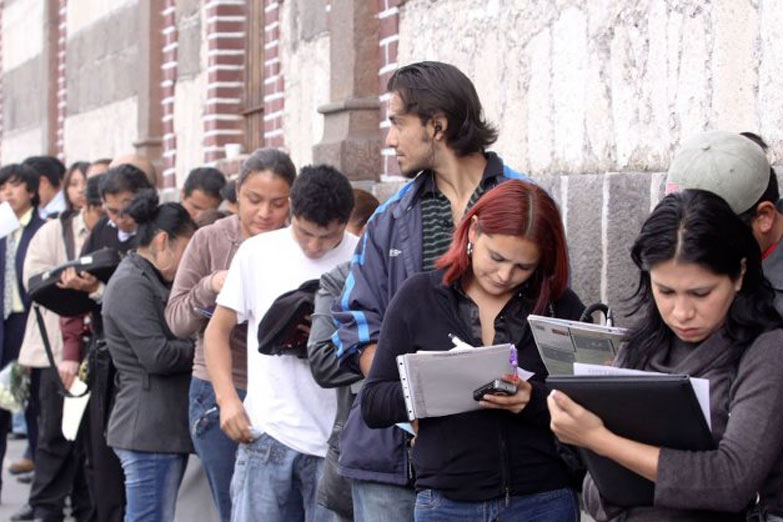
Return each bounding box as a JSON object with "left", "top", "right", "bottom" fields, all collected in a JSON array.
[{"left": 396, "top": 343, "right": 516, "bottom": 421}]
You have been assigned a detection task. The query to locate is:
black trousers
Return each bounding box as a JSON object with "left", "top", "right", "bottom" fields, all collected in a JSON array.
[
  {"left": 83, "top": 363, "right": 125, "bottom": 522},
  {"left": 25, "top": 368, "right": 41, "bottom": 458},
  {"left": 29, "top": 367, "right": 93, "bottom": 522},
  {"left": 0, "top": 312, "right": 29, "bottom": 495}
]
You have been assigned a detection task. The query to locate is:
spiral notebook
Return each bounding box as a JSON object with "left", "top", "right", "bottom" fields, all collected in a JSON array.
[{"left": 396, "top": 343, "right": 517, "bottom": 421}]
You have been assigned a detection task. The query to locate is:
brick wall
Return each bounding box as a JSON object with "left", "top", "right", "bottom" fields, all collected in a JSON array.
[
  {"left": 263, "top": 0, "right": 283, "bottom": 148},
  {"left": 161, "top": 0, "right": 178, "bottom": 185},
  {"left": 377, "top": 0, "right": 402, "bottom": 180},
  {"left": 55, "top": 0, "right": 67, "bottom": 160},
  {"left": 203, "top": 0, "right": 245, "bottom": 163}
]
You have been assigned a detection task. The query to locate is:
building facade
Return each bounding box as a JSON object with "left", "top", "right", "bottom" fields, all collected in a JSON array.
[{"left": 1, "top": 0, "right": 781, "bottom": 320}]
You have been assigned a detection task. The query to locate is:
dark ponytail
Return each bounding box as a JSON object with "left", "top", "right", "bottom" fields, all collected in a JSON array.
[{"left": 126, "top": 189, "right": 195, "bottom": 247}]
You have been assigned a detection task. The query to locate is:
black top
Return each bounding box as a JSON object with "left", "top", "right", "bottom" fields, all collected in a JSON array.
[
  {"left": 80, "top": 216, "right": 137, "bottom": 257},
  {"left": 361, "top": 270, "right": 585, "bottom": 502}
]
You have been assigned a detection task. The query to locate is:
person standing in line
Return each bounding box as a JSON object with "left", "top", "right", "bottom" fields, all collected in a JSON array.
[
  {"left": 0, "top": 164, "right": 45, "bottom": 501},
  {"left": 103, "top": 189, "right": 197, "bottom": 522},
  {"left": 331, "top": 61, "right": 525, "bottom": 521},
  {"left": 205, "top": 165, "right": 358, "bottom": 521},
  {"left": 166, "top": 149, "right": 296, "bottom": 521}
]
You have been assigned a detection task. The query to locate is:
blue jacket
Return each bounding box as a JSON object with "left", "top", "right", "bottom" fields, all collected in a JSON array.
[{"left": 332, "top": 152, "right": 526, "bottom": 484}]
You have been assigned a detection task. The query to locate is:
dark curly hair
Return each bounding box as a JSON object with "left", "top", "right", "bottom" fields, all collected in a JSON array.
[{"left": 290, "top": 165, "right": 354, "bottom": 227}]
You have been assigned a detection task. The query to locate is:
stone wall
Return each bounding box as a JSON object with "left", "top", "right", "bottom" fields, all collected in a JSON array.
[{"left": 390, "top": 0, "right": 783, "bottom": 322}]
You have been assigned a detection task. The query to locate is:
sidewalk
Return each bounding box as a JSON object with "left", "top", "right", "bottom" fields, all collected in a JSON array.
[{"left": 0, "top": 438, "right": 34, "bottom": 521}]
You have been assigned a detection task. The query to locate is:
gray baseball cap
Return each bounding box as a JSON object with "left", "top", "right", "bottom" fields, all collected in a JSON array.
[{"left": 665, "top": 130, "right": 771, "bottom": 214}]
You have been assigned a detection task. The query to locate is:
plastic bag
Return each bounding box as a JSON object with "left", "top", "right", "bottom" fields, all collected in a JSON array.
[{"left": 0, "top": 361, "right": 30, "bottom": 413}]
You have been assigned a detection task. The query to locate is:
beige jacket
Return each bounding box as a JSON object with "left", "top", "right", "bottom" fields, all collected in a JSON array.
[{"left": 18, "top": 213, "right": 90, "bottom": 368}]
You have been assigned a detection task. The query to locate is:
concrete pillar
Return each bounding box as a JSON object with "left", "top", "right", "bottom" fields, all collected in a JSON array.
[{"left": 313, "top": 0, "right": 381, "bottom": 182}]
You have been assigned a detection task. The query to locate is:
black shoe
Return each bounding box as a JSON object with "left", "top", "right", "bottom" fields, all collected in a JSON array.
[
  {"left": 10, "top": 503, "right": 35, "bottom": 521},
  {"left": 16, "top": 471, "right": 34, "bottom": 484}
]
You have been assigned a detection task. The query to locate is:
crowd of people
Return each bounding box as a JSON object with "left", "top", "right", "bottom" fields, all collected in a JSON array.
[{"left": 0, "top": 59, "right": 781, "bottom": 522}]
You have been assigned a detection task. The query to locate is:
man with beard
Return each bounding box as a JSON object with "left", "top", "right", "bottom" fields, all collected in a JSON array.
[{"left": 331, "top": 61, "right": 525, "bottom": 521}]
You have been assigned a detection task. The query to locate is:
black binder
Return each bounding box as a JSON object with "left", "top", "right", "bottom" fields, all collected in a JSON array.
[
  {"left": 546, "top": 374, "right": 715, "bottom": 507},
  {"left": 27, "top": 247, "right": 122, "bottom": 317}
]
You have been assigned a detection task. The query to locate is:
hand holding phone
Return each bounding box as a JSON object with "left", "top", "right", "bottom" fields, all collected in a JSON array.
[{"left": 473, "top": 379, "right": 518, "bottom": 401}]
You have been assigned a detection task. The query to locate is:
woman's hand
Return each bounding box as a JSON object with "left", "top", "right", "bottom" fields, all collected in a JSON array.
[
  {"left": 479, "top": 376, "right": 532, "bottom": 414},
  {"left": 547, "top": 389, "right": 607, "bottom": 450},
  {"left": 210, "top": 270, "right": 228, "bottom": 294},
  {"left": 57, "top": 360, "right": 80, "bottom": 390}
]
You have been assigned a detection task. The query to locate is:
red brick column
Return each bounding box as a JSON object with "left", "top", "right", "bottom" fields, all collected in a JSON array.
[
  {"left": 377, "top": 0, "right": 403, "bottom": 179},
  {"left": 55, "top": 0, "right": 67, "bottom": 160},
  {"left": 204, "top": 1, "right": 246, "bottom": 163},
  {"left": 263, "top": 0, "right": 284, "bottom": 148},
  {"left": 161, "top": 0, "right": 178, "bottom": 183}
]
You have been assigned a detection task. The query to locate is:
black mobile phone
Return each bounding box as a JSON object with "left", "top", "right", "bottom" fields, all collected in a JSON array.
[{"left": 473, "top": 379, "right": 517, "bottom": 401}]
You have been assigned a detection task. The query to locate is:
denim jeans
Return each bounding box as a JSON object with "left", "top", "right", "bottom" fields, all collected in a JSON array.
[
  {"left": 230, "top": 433, "right": 336, "bottom": 522},
  {"left": 413, "top": 487, "right": 579, "bottom": 522},
  {"left": 114, "top": 448, "right": 188, "bottom": 522},
  {"left": 189, "top": 377, "right": 246, "bottom": 522},
  {"left": 352, "top": 479, "right": 416, "bottom": 522}
]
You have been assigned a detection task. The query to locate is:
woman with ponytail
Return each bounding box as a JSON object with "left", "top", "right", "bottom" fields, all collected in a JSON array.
[
  {"left": 101, "top": 189, "right": 197, "bottom": 522},
  {"left": 360, "top": 180, "right": 584, "bottom": 521}
]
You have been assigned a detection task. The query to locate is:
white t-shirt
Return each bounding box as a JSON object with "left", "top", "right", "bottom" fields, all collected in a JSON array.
[{"left": 217, "top": 226, "right": 358, "bottom": 457}]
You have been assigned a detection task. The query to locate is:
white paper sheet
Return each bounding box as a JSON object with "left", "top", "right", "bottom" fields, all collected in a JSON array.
[
  {"left": 61, "top": 379, "right": 90, "bottom": 441},
  {"left": 0, "top": 202, "right": 21, "bottom": 240},
  {"left": 573, "top": 362, "right": 711, "bottom": 430}
]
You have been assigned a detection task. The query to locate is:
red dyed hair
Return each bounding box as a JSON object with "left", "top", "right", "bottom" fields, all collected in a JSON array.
[{"left": 435, "top": 180, "right": 569, "bottom": 314}]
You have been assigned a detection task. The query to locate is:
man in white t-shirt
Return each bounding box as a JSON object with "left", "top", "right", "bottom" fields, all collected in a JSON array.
[{"left": 205, "top": 165, "right": 358, "bottom": 522}]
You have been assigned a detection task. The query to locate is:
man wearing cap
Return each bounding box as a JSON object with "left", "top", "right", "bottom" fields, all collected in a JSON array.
[{"left": 665, "top": 130, "right": 783, "bottom": 314}]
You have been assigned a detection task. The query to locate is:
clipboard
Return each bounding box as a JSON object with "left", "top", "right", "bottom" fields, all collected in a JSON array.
[{"left": 546, "top": 374, "right": 715, "bottom": 506}]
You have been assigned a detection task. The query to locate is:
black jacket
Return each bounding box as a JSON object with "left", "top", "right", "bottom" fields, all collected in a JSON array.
[{"left": 361, "top": 270, "right": 585, "bottom": 502}]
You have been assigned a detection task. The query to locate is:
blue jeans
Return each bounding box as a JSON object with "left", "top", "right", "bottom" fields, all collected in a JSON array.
[
  {"left": 114, "top": 448, "right": 188, "bottom": 522},
  {"left": 414, "top": 487, "right": 579, "bottom": 522},
  {"left": 230, "top": 433, "right": 336, "bottom": 522},
  {"left": 352, "top": 479, "right": 416, "bottom": 522},
  {"left": 189, "top": 377, "right": 246, "bottom": 522}
]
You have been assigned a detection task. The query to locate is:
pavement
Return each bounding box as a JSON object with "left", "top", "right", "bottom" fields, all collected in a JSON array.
[{"left": 0, "top": 437, "right": 37, "bottom": 522}]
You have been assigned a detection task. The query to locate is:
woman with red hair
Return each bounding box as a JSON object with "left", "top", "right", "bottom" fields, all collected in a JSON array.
[{"left": 360, "top": 179, "right": 584, "bottom": 521}]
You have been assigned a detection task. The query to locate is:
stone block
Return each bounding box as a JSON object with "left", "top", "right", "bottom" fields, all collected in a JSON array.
[
  {"left": 604, "top": 172, "right": 651, "bottom": 325},
  {"left": 552, "top": 7, "right": 587, "bottom": 171},
  {"left": 2, "top": 0, "right": 43, "bottom": 73},
  {"left": 178, "top": 20, "right": 202, "bottom": 79},
  {"left": 176, "top": 0, "right": 201, "bottom": 20},
  {"left": 675, "top": 10, "right": 708, "bottom": 140},
  {"left": 532, "top": 173, "right": 561, "bottom": 209},
  {"left": 609, "top": 26, "right": 638, "bottom": 169},
  {"left": 2, "top": 57, "right": 44, "bottom": 132},
  {"left": 566, "top": 174, "right": 604, "bottom": 305},
  {"left": 710, "top": 0, "right": 759, "bottom": 131},
  {"left": 63, "top": 96, "right": 139, "bottom": 162},
  {"left": 526, "top": 28, "right": 553, "bottom": 173},
  {"left": 759, "top": 0, "right": 783, "bottom": 152},
  {"left": 1, "top": 126, "right": 44, "bottom": 163},
  {"left": 66, "top": 3, "right": 140, "bottom": 115},
  {"left": 298, "top": 0, "right": 328, "bottom": 40},
  {"left": 67, "top": 0, "right": 136, "bottom": 37}
]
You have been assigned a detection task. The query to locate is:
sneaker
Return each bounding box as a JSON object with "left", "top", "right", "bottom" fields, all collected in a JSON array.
[
  {"left": 10, "top": 503, "right": 34, "bottom": 521},
  {"left": 8, "top": 457, "right": 34, "bottom": 475},
  {"left": 16, "top": 471, "right": 34, "bottom": 484}
]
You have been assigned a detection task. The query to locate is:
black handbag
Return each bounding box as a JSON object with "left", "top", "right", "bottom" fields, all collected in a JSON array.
[
  {"left": 257, "top": 279, "right": 320, "bottom": 358},
  {"left": 27, "top": 247, "right": 121, "bottom": 317}
]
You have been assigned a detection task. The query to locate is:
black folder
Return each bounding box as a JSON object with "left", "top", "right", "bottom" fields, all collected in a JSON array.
[{"left": 546, "top": 374, "right": 715, "bottom": 507}]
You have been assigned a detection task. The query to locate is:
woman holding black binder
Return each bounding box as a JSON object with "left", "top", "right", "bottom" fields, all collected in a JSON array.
[
  {"left": 361, "top": 180, "right": 585, "bottom": 521},
  {"left": 548, "top": 190, "right": 783, "bottom": 521}
]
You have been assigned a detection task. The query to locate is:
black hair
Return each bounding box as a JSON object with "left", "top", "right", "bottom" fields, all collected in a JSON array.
[
  {"left": 624, "top": 189, "right": 783, "bottom": 367},
  {"left": 238, "top": 148, "right": 296, "bottom": 188},
  {"left": 739, "top": 132, "right": 779, "bottom": 221},
  {"left": 85, "top": 173, "right": 104, "bottom": 207},
  {"left": 125, "top": 189, "right": 196, "bottom": 247},
  {"left": 290, "top": 165, "right": 354, "bottom": 227},
  {"left": 22, "top": 155, "right": 66, "bottom": 188},
  {"left": 100, "top": 164, "right": 153, "bottom": 198},
  {"left": 0, "top": 164, "right": 40, "bottom": 207},
  {"left": 221, "top": 179, "right": 237, "bottom": 204},
  {"left": 184, "top": 167, "right": 227, "bottom": 200},
  {"left": 350, "top": 189, "right": 379, "bottom": 229},
  {"left": 387, "top": 61, "right": 498, "bottom": 157}
]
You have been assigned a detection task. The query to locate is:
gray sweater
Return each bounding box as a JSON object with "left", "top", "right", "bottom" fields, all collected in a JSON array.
[{"left": 584, "top": 328, "right": 783, "bottom": 521}]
